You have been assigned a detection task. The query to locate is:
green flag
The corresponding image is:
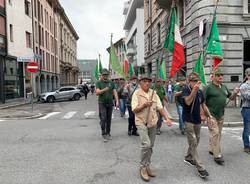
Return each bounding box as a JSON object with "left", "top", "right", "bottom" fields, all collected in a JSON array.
[
  {"left": 128, "top": 63, "right": 134, "bottom": 77},
  {"left": 205, "top": 15, "right": 223, "bottom": 59},
  {"left": 194, "top": 53, "right": 207, "bottom": 85},
  {"left": 159, "top": 59, "right": 167, "bottom": 80},
  {"left": 94, "top": 63, "right": 99, "bottom": 80},
  {"left": 163, "top": 7, "right": 176, "bottom": 53},
  {"left": 98, "top": 59, "right": 103, "bottom": 74},
  {"left": 110, "top": 41, "right": 125, "bottom": 77}
]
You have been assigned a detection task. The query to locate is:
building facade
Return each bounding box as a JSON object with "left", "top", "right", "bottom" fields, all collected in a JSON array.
[
  {"left": 107, "top": 38, "right": 126, "bottom": 79},
  {"left": 0, "top": 0, "right": 6, "bottom": 103},
  {"left": 31, "top": 0, "right": 79, "bottom": 97},
  {"left": 78, "top": 59, "right": 97, "bottom": 83},
  {"left": 123, "top": 0, "right": 145, "bottom": 75},
  {"left": 6, "top": 0, "right": 33, "bottom": 99},
  {"left": 147, "top": 0, "right": 250, "bottom": 91},
  {"left": 58, "top": 3, "right": 79, "bottom": 86}
]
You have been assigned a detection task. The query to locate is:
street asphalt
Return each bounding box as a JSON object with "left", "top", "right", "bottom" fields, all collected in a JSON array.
[{"left": 0, "top": 95, "right": 249, "bottom": 184}]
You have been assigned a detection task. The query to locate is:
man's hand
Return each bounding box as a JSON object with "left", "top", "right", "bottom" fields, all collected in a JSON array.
[
  {"left": 233, "top": 87, "right": 240, "bottom": 94},
  {"left": 163, "top": 117, "right": 172, "bottom": 127},
  {"left": 103, "top": 87, "right": 109, "bottom": 92},
  {"left": 193, "top": 81, "right": 201, "bottom": 92},
  {"left": 143, "top": 100, "right": 153, "bottom": 108}
]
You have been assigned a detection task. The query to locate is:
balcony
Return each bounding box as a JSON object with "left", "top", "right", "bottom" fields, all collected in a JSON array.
[
  {"left": 155, "top": 0, "right": 172, "bottom": 10},
  {"left": 127, "top": 47, "right": 137, "bottom": 56},
  {"left": 123, "top": 1, "right": 130, "bottom": 15}
]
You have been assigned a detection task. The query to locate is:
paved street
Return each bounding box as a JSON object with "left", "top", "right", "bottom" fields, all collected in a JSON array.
[{"left": 0, "top": 95, "right": 249, "bottom": 184}]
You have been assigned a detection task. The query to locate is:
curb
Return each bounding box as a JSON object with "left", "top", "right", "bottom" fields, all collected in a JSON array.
[
  {"left": 0, "top": 100, "right": 39, "bottom": 110},
  {"left": 0, "top": 113, "right": 45, "bottom": 120}
]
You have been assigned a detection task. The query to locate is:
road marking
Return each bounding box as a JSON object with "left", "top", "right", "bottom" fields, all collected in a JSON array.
[
  {"left": 62, "top": 111, "right": 77, "bottom": 119},
  {"left": 38, "top": 112, "right": 61, "bottom": 119},
  {"left": 0, "top": 120, "right": 5, "bottom": 122},
  {"left": 84, "top": 111, "right": 96, "bottom": 119}
]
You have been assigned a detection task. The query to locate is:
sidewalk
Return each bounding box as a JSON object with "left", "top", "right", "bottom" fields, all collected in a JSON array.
[{"left": 0, "top": 98, "right": 44, "bottom": 119}]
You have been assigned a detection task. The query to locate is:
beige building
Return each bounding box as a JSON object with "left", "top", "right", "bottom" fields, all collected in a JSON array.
[
  {"left": 57, "top": 3, "right": 79, "bottom": 86},
  {"left": 32, "top": 0, "right": 79, "bottom": 96}
]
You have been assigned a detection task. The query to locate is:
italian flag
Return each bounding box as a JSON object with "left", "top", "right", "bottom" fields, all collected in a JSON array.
[{"left": 164, "top": 7, "right": 185, "bottom": 78}]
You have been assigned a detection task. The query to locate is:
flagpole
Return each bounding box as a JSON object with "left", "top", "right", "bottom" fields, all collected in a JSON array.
[{"left": 109, "top": 33, "right": 113, "bottom": 72}]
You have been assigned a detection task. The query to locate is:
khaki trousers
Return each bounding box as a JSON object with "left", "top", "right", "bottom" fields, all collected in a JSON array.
[
  {"left": 185, "top": 122, "right": 205, "bottom": 171},
  {"left": 207, "top": 116, "right": 224, "bottom": 158},
  {"left": 137, "top": 124, "right": 156, "bottom": 167}
]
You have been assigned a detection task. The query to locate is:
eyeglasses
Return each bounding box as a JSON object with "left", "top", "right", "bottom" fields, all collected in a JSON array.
[{"left": 189, "top": 80, "right": 198, "bottom": 82}]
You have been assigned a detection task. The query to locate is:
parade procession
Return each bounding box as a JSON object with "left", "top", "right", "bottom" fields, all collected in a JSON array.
[{"left": 0, "top": 0, "right": 249, "bottom": 183}]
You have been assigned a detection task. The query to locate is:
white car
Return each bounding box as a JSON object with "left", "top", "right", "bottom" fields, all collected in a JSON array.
[{"left": 38, "top": 86, "right": 82, "bottom": 103}]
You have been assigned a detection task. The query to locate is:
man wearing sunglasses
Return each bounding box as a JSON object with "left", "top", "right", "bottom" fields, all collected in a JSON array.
[
  {"left": 239, "top": 68, "right": 250, "bottom": 154},
  {"left": 204, "top": 68, "right": 239, "bottom": 165}
]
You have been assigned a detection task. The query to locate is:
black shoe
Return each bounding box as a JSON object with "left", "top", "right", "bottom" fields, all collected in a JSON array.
[
  {"left": 184, "top": 159, "right": 196, "bottom": 166},
  {"left": 181, "top": 130, "right": 185, "bottom": 135},
  {"left": 198, "top": 170, "right": 209, "bottom": 178},
  {"left": 132, "top": 132, "right": 139, "bottom": 136},
  {"left": 128, "top": 131, "right": 132, "bottom": 136},
  {"left": 209, "top": 151, "right": 213, "bottom": 156},
  {"left": 214, "top": 157, "right": 224, "bottom": 165},
  {"left": 102, "top": 135, "right": 108, "bottom": 142}
]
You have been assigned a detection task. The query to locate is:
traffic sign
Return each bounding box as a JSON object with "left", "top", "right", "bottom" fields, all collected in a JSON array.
[{"left": 27, "top": 62, "right": 39, "bottom": 73}]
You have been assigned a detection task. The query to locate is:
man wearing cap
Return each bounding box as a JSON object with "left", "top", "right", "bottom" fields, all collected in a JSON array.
[
  {"left": 131, "top": 74, "right": 172, "bottom": 182},
  {"left": 173, "top": 76, "right": 186, "bottom": 135},
  {"left": 204, "top": 68, "right": 240, "bottom": 164},
  {"left": 239, "top": 68, "right": 250, "bottom": 154},
  {"left": 125, "top": 75, "right": 139, "bottom": 136},
  {"left": 154, "top": 78, "right": 169, "bottom": 135},
  {"left": 96, "top": 68, "right": 119, "bottom": 142},
  {"left": 182, "top": 72, "right": 211, "bottom": 178}
]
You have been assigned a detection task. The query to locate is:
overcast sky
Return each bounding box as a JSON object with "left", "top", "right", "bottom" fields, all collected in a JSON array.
[{"left": 60, "top": 0, "right": 125, "bottom": 68}]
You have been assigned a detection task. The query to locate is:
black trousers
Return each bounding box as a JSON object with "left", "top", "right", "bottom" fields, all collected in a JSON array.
[
  {"left": 127, "top": 106, "right": 137, "bottom": 133},
  {"left": 99, "top": 103, "right": 113, "bottom": 135}
]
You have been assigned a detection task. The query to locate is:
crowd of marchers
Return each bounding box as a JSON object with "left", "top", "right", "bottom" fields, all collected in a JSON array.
[{"left": 94, "top": 67, "right": 250, "bottom": 181}]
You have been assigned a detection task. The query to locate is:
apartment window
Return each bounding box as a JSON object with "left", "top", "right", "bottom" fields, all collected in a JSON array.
[
  {"left": 34, "top": 0, "right": 37, "bottom": 18},
  {"left": 249, "top": 0, "right": 250, "bottom": 13},
  {"left": 9, "top": 24, "right": 13, "bottom": 42},
  {"left": 147, "top": 0, "right": 152, "bottom": 19},
  {"left": 157, "top": 23, "right": 161, "bottom": 45},
  {"left": 147, "top": 34, "right": 151, "bottom": 52},
  {"left": 8, "top": 0, "right": 12, "bottom": 5},
  {"left": 40, "top": 5, "right": 43, "bottom": 23},
  {"left": 24, "top": 0, "right": 31, "bottom": 16},
  {"left": 26, "top": 31, "right": 32, "bottom": 48}
]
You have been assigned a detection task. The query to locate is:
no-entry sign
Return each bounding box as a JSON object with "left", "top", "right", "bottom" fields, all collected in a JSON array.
[{"left": 27, "top": 62, "right": 39, "bottom": 73}]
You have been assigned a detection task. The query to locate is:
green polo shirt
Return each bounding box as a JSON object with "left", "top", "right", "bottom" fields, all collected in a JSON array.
[
  {"left": 96, "top": 80, "right": 115, "bottom": 104},
  {"left": 155, "top": 85, "right": 166, "bottom": 103},
  {"left": 173, "top": 83, "right": 184, "bottom": 106},
  {"left": 204, "top": 82, "right": 231, "bottom": 119}
]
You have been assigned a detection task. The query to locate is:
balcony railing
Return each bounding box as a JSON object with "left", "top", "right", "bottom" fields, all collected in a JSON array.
[{"left": 155, "top": 0, "right": 172, "bottom": 10}]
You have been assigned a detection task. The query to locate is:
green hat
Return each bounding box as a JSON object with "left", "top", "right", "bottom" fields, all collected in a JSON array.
[
  {"left": 101, "top": 68, "right": 109, "bottom": 75},
  {"left": 188, "top": 72, "right": 200, "bottom": 81},
  {"left": 213, "top": 68, "right": 223, "bottom": 75},
  {"left": 245, "top": 68, "right": 250, "bottom": 76},
  {"left": 139, "top": 74, "right": 152, "bottom": 81}
]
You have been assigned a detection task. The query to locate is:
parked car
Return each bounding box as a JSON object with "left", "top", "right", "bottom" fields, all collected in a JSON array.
[{"left": 38, "top": 86, "right": 82, "bottom": 103}]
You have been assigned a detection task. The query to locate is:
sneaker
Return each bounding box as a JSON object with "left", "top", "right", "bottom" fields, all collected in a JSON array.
[
  {"left": 132, "top": 132, "right": 139, "bottom": 136},
  {"left": 184, "top": 159, "right": 196, "bottom": 166},
  {"left": 209, "top": 151, "right": 213, "bottom": 156},
  {"left": 198, "top": 170, "right": 209, "bottom": 178},
  {"left": 181, "top": 130, "right": 185, "bottom": 135},
  {"left": 102, "top": 135, "right": 108, "bottom": 142},
  {"left": 214, "top": 157, "right": 224, "bottom": 165},
  {"left": 243, "top": 148, "right": 250, "bottom": 154},
  {"left": 156, "top": 129, "right": 161, "bottom": 135},
  {"left": 128, "top": 130, "right": 132, "bottom": 136},
  {"left": 106, "top": 134, "right": 112, "bottom": 140}
]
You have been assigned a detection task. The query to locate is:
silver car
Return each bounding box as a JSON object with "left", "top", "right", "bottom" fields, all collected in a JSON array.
[{"left": 39, "top": 86, "right": 82, "bottom": 103}]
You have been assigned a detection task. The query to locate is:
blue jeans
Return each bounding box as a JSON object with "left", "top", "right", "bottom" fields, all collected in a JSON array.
[
  {"left": 119, "top": 98, "right": 126, "bottom": 116},
  {"left": 241, "top": 108, "right": 250, "bottom": 148},
  {"left": 168, "top": 91, "right": 173, "bottom": 103},
  {"left": 176, "top": 104, "right": 185, "bottom": 131}
]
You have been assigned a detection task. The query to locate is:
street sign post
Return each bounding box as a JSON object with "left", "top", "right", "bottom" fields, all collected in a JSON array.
[{"left": 26, "top": 62, "right": 39, "bottom": 113}]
